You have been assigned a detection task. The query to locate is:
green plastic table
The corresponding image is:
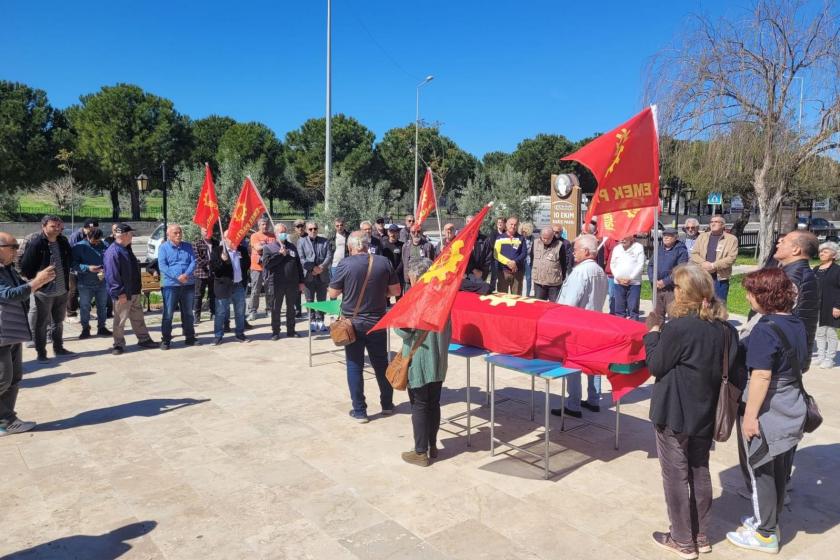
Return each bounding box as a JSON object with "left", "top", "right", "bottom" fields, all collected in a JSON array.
[{"left": 302, "top": 300, "right": 343, "bottom": 367}]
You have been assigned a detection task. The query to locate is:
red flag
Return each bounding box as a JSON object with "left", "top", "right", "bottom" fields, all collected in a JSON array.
[
  {"left": 562, "top": 106, "right": 660, "bottom": 219},
  {"left": 416, "top": 168, "right": 437, "bottom": 227},
  {"left": 192, "top": 164, "right": 220, "bottom": 238},
  {"left": 597, "top": 205, "right": 657, "bottom": 240},
  {"left": 370, "top": 202, "right": 492, "bottom": 333},
  {"left": 226, "top": 176, "right": 266, "bottom": 248}
]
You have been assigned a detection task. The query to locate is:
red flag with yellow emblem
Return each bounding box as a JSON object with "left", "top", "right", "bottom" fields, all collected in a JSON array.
[
  {"left": 562, "top": 106, "right": 659, "bottom": 220},
  {"left": 416, "top": 168, "right": 437, "bottom": 227},
  {"left": 193, "top": 164, "right": 220, "bottom": 238},
  {"left": 226, "top": 176, "right": 267, "bottom": 248},
  {"left": 369, "top": 202, "right": 492, "bottom": 333},
  {"left": 597, "top": 205, "right": 657, "bottom": 240}
]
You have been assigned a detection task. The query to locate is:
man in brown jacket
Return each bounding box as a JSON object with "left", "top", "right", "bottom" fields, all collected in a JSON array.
[
  {"left": 689, "top": 215, "right": 739, "bottom": 303},
  {"left": 531, "top": 227, "right": 565, "bottom": 301}
]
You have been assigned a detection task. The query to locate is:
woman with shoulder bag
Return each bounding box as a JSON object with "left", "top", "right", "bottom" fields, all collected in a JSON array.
[
  {"left": 394, "top": 257, "right": 452, "bottom": 467},
  {"left": 726, "top": 268, "right": 808, "bottom": 554},
  {"left": 644, "top": 263, "right": 738, "bottom": 559}
]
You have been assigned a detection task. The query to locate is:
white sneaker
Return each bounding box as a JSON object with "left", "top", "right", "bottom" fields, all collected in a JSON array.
[
  {"left": 726, "top": 526, "right": 779, "bottom": 553},
  {"left": 318, "top": 320, "right": 327, "bottom": 332},
  {"left": 821, "top": 359, "right": 834, "bottom": 369},
  {"left": 0, "top": 419, "right": 37, "bottom": 437},
  {"left": 310, "top": 321, "right": 317, "bottom": 332}
]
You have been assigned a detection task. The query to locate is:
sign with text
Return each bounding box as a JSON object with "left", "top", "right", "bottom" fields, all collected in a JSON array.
[{"left": 550, "top": 174, "right": 581, "bottom": 239}]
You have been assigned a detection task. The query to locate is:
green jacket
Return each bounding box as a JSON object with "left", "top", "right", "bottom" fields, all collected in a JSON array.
[{"left": 394, "top": 321, "right": 452, "bottom": 389}]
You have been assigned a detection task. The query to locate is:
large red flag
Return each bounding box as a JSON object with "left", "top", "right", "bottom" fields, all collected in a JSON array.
[
  {"left": 597, "top": 205, "right": 657, "bottom": 240},
  {"left": 416, "top": 168, "right": 437, "bottom": 227},
  {"left": 226, "top": 176, "right": 266, "bottom": 248},
  {"left": 192, "top": 164, "right": 219, "bottom": 238},
  {"left": 370, "top": 202, "right": 492, "bottom": 333},
  {"left": 562, "top": 106, "right": 660, "bottom": 220}
]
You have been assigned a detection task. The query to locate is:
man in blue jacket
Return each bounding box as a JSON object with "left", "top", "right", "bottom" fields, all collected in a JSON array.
[
  {"left": 71, "top": 227, "right": 112, "bottom": 339},
  {"left": 647, "top": 228, "right": 689, "bottom": 319},
  {"left": 103, "top": 224, "right": 157, "bottom": 355},
  {"left": 494, "top": 217, "right": 526, "bottom": 295},
  {"left": 1, "top": 231, "right": 56, "bottom": 435},
  {"left": 157, "top": 224, "right": 198, "bottom": 349}
]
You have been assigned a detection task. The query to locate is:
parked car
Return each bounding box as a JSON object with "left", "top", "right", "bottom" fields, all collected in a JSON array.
[
  {"left": 798, "top": 217, "right": 839, "bottom": 241},
  {"left": 147, "top": 223, "right": 165, "bottom": 261}
]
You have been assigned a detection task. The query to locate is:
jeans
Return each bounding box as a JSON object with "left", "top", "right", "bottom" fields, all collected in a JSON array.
[
  {"left": 0, "top": 344, "right": 23, "bottom": 424},
  {"left": 408, "top": 381, "right": 443, "bottom": 453},
  {"left": 304, "top": 278, "right": 328, "bottom": 321},
  {"left": 344, "top": 328, "right": 393, "bottom": 416},
  {"left": 78, "top": 283, "right": 108, "bottom": 329},
  {"left": 607, "top": 277, "right": 616, "bottom": 314},
  {"left": 655, "top": 425, "right": 713, "bottom": 547},
  {"left": 524, "top": 262, "right": 532, "bottom": 297},
  {"left": 613, "top": 283, "right": 641, "bottom": 321},
  {"left": 33, "top": 292, "right": 68, "bottom": 353},
  {"left": 161, "top": 285, "right": 196, "bottom": 343},
  {"left": 533, "top": 283, "right": 560, "bottom": 302},
  {"left": 566, "top": 372, "right": 601, "bottom": 412},
  {"left": 714, "top": 279, "right": 730, "bottom": 303},
  {"left": 214, "top": 284, "right": 246, "bottom": 338}
]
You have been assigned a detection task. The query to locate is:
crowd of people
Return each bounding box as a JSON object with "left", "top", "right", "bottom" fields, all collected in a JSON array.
[{"left": 1, "top": 211, "right": 838, "bottom": 557}]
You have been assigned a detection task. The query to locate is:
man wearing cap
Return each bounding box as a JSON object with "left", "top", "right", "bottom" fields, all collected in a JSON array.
[
  {"left": 401, "top": 225, "right": 436, "bottom": 292},
  {"left": 71, "top": 227, "right": 112, "bottom": 339},
  {"left": 103, "top": 224, "right": 157, "bottom": 355},
  {"left": 372, "top": 217, "right": 387, "bottom": 240},
  {"left": 648, "top": 228, "right": 689, "bottom": 319},
  {"left": 1, "top": 231, "right": 56, "bottom": 436},
  {"left": 157, "top": 223, "right": 198, "bottom": 349},
  {"left": 20, "top": 215, "right": 75, "bottom": 362},
  {"left": 380, "top": 224, "right": 404, "bottom": 298},
  {"left": 67, "top": 218, "right": 100, "bottom": 317}
]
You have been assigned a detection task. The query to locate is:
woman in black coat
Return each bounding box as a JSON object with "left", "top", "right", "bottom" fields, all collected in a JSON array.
[
  {"left": 813, "top": 241, "right": 840, "bottom": 369},
  {"left": 644, "top": 263, "right": 739, "bottom": 558}
]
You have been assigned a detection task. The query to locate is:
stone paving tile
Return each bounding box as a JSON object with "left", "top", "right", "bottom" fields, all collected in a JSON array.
[{"left": 0, "top": 312, "right": 838, "bottom": 559}]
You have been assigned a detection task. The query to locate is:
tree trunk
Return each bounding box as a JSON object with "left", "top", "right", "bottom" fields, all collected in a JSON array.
[
  {"left": 754, "top": 174, "right": 784, "bottom": 266},
  {"left": 130, "top": 186, "right": 141, "bottom": 221},
  {"left": 110, "top": 186, "right": 120, "bottom": 221}
]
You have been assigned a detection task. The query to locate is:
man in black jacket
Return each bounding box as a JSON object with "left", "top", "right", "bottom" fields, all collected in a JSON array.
[
  {"left": 210, "top": 237, "right": 251, "bottom": 345},
  {"left": 262, "top": 224, "right": 305, "bottom": 339},
  {"left": 20, "top": 216, "right": 75, "bottom": 362},
  {"left": 465, "top": 214, "right": 493, "bottom": 281},
  {"left": 773, "top": 230, "right": 820, "bottom": 371}
]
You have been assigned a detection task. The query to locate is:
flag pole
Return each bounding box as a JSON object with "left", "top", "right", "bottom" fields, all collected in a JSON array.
[
  {"left": 651, "top": 104, "right": 660, "bottom": 313},
  {"left": 429, "top": 168, "right": 444, "bottom": 245},
  {"left": 247, "top": 175, "right": 277, "bottom": 232}
]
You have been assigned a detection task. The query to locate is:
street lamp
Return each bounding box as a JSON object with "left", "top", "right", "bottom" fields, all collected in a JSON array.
[
  {"left": 136, "top": 172, "right": 149, "bottom": 193},
  {"left": 414, "top": 75, "right": 434, "bottom": 216},
  {"left": 136, "top": 162, "right": 167, "bottom": 229}
]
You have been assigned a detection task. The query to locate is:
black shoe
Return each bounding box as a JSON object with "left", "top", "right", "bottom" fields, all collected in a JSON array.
[
  {"left": 581, "top": 402, "right": 600, "bottom": 413},
  {"left": 79, "top": 328, "right": 91, "bottom": 340},
  {"left": 235, "top": 335, "right": 249, "bottom": 343},
  {"left": 37, "top": 352, "right": 50, "bottom": 363},
  {"left": 53, "top": 347, "right": 75, "bottom": 356},
  {"left": 184, "top": 339, "right": 201, "bottom": 347},
  {"left": 97, "top": 327, "right": 112, "bottom": 336},
  {"left": 160, "top": 341, "right": 170, "bottom": 350},
  {"left": 550, "top": 407, "right": 582, "bottom": 418},
  {"left": 286, "top": 331, "right": 301, "bottom": 338},
  {"left": 271, "top": 334, "right": 281, "bottom": 341},
  {"left": 295, "top": 311, "right": 303, "bottom": 318},
  {"left": 137, "top": 339, "right": 158, "bottom": 349},
  {"left": 66, "top": 311, "right": 78, "bottom": 318},
  {"left": 112, "top": 346, "right": 124, "bottom": 355},
  {"left": 224, "top": 324, "right": 231, "bottom": 333},
  {"left": 211, "top": 337, "right": 222, "bottom": 346},
  {"left": 244, "top": 322, "right": 254, "bottom": 330}
]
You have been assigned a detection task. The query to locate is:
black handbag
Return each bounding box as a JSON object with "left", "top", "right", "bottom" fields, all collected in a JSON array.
[
  {"left": 761, "top": 318, "right": 823, "bottom": 433},
  {"left": 713, "top": 322, "right": 741, "bottom": 442}
]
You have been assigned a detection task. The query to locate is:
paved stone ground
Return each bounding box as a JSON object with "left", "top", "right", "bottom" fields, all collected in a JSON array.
[{"left": 1, "top": 304, "right": 839, "bottom": 559}]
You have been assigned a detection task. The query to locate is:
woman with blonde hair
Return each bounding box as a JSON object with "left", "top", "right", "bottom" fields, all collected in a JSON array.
[{"left": 645, "top": 263, "right": 740, "bottom": 559}]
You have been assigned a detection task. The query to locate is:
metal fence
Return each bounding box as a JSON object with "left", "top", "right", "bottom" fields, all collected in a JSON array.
[{"left": 16, "top": 203, "right": 163, "bottom": 221}]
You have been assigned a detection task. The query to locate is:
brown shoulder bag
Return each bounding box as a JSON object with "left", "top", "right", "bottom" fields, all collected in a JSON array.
[
  {"left": 329, "top": 254, "right": 373, "bottom": 347},
  {"left": 713, "top": 322, "right": 742, "bottom": 442},
  {"left": 386, "top": 331, "right": 429, "bottom": 391}
]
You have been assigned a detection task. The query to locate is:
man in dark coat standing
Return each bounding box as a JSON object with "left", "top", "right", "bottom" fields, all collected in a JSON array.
[
  {"left": 262, "top": 224, "right": 305, "bottom": 339},
  {"left": 210, "top": 236, "right": 250, "bottom": 345},
  {"left": 1, "top": 231, "right": 56, "bottom": 436},
  {"left": 647, "top": 228, "right": 689, "bottom": 319}
]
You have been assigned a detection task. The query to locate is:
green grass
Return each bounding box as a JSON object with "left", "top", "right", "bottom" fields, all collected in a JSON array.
[{"left": 641, "top": 275, "right": 751, "bottom": 316}]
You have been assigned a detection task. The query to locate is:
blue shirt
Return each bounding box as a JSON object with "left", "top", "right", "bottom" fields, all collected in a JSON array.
[
  {"left": 158, "top": 241, "right": 197, "bottom": 287},
  {"left": 72, "top": 239, "right": 109, "bottom": 287}
]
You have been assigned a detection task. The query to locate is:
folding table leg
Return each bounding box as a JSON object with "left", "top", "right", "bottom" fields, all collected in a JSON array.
[
  {"left": 308, "top": 322, "right": 312, "bottom": 367},
  {"left": 530, "top": 375, "right": 535, "bottom": 421},
  {"left": 466, "top": 357, "right": 472, "bottom": 447},
  {"left": 615, "top": 398, "right": 621, "bottom": 450},
  {"left": 560, "top": 378, "right": 566, "bottom": 431},
  {"left": 490, "top": 364, "right": 496, "bottom": 456},
  {"left": 544, "top": 378, "right": 551, "bottom": 480},
  {"left": 485, "top": 362, "right": 490, "bottom": 406}
]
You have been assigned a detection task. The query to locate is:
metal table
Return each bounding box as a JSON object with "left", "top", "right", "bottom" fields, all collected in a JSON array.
[
  {"left": 485, "top": 354, "right": 581, "bottom": 479},
  {"left": 441, "top": 343, "right": 490, "bottom": 447},
  {"left": 301, "top": 299, "right": 342, "bottom": 367}
]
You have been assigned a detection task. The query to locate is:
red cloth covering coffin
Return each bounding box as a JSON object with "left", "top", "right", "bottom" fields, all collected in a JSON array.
[{"left": 451, "top": 292, "right": 649, "bottom": 399}]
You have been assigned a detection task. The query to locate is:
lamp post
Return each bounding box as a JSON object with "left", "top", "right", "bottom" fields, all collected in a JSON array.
[
  {"left": 681, "top": 188, "right": 695, "bottom": 227},
  {"left": 414, "top": 75, "right": 434, "bottom": 216},
  {"left": 324, "top": 0, "right": 332, "bottom": 214},
  {"left": 161, "top": 160, "right": 168, "bottom": 231}
]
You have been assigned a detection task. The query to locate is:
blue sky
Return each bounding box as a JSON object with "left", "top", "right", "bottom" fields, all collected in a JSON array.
[{"left": 3, "top": 0, "right": 739, "bottom": 157}]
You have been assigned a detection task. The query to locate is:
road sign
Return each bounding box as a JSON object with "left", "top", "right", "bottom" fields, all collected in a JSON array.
[{"left": 707, "top": 192, "right": 723, "bottom": 205}]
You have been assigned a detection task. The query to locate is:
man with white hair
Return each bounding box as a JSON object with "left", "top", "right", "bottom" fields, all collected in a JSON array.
[
  {"left": 157, "top": 223, "right": 198, "bottom": 350},
  {"left": 531, "top": 226, "right": 565, "bottom": 301},
  {"left": 552, "top": 233, "right": 608, "bottom": 418},
  {"left": 682, "top": 218, "right": 701, "bottom": 252}
]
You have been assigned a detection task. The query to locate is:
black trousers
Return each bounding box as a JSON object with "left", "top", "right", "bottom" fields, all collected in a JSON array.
[
  {"left": 655, "top": 425, "right": 713, "bottom": 547},
  {"left": 270, "top": 284, "right": 299, "bottom": 334},
  {"left": 0, "top": 344, "right": 23, "bottom": 425},
  {"left": 34, "top": 292, "right": 68, "bottom": 353},
  {"left": 66, "top": 273, "right": 79, "bottom": 313},
  {"left": 533, "top": 283, "right": 560, "bottom": 301},
  {"left": 408, "top": 381, "right": 443, "bottom": 453},
  {"left": 745, "top": 447, "right": 795, "bottom": 537},
  {"left": 304, "top": 279, "right": 328, "bottom": 320},
  {"left": 194, "top": 276, "right": 215, "bottom": 317}
]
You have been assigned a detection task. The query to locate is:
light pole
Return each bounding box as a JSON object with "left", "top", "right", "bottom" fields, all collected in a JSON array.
[
  {"left": 161, "top": 160, "right": 168, "bottom": 231},
  {"left": 414, "top": 75, "right": 434, "bottom": 216},
  {"left": 324, "top": 0, "right": 332, "bottom": 214}
]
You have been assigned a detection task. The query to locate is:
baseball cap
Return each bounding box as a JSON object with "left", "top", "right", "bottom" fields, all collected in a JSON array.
[
  {"left": 663, "top": 227, "right": 678, "bottom": 236},
  {"left": 83, "top": 218, "right": 99, "bottom": 228},
  {"left": 387, "top": 224, "right": 400, "bottom": 232},
  {"left": 114, "top": 223, "right": 134, "bottom": 233},
  {"left": 375, "top": 217, "right": 385, "bottom": 224}
]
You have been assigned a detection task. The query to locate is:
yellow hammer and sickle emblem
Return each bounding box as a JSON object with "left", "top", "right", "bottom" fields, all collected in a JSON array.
[
  {"left": 233, "top": 202, "right": 247, "bottom": 222},
  {"left": 624, "top": 208, "right": 640, "bottom": 218}
]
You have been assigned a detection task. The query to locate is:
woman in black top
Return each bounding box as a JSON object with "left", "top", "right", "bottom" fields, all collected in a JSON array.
[
  {"left": 813, "top": 241, "right": 840, "bottom": 369},
  {"left": 644, "top": 263, "right": 738, "bottom": 559}
]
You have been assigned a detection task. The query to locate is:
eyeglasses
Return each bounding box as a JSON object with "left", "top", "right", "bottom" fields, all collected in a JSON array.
[
  {"left": 685, "top": 226, "right": 698, "bottom": 230},
  {"left": 0, "top": 243, "right": 20, "bottom": 249},
  {"left": 295, "top": 224, "right": 305, "bottom": 228},
  {"left": 308, "top": 227, "right": 318, "bottom": 231}
]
